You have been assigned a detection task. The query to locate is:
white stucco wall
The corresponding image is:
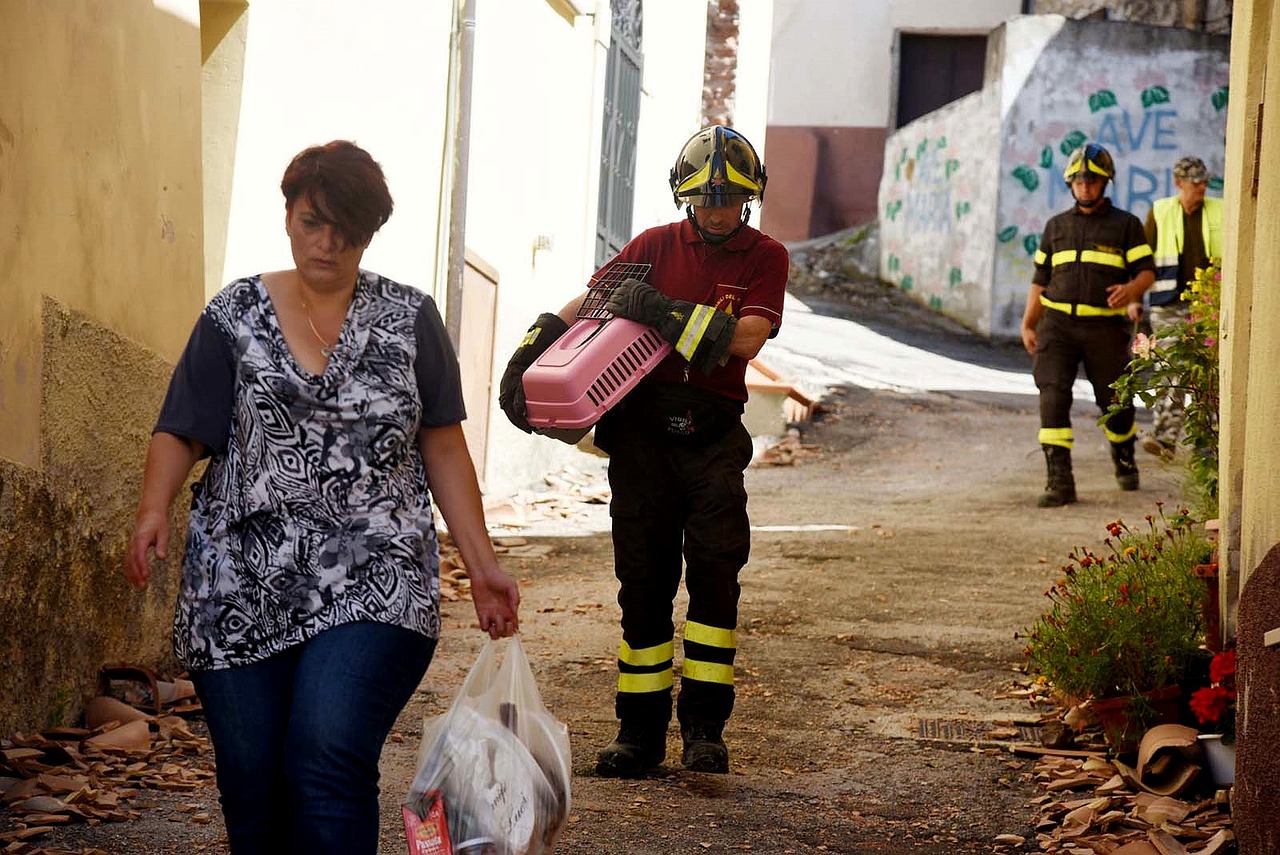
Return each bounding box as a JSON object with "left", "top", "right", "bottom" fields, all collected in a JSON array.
[
  {"left": 878, "top": 16, "right": 1230, "bottom": 338},
  {"left": 877, "top": 92, "right": 1004, "bottom": 334},
  {"left": 734, "top": 0, "right": 775, "bottom": 163},
  {"left": 768, "top": 0, "right": 1022, "bottom": 127},
  {"left": 217, "top": 2, "right": 453, "bottom": 294}
]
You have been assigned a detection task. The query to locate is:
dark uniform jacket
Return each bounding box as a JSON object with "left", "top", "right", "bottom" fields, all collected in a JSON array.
[{"left": 1032, "top": 200, "right": 1154, "bottom": 313}]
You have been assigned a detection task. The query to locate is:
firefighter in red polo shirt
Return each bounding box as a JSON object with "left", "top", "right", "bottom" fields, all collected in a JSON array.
[
  {"left": 499, "top": 126, "right": 788, "bottom": 777},
  {"left": 1020, "top": 142, "right": 1156, "bottom": 507}
]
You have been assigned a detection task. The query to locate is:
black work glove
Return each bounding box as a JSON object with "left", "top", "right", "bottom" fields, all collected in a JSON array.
[
  {"left": 499, "top": 312, "right": 569, "bottom": 432},
  {"left": 605, "top": 278, "right": 738, "bottom": 374},
  {"left": 605, "top": 278, "right": 675, "bottom": 326}
]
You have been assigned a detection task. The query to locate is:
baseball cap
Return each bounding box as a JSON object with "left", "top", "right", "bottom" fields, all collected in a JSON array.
[{"left": 1173, "top": 156, "right": 1209, "bottom": 183}]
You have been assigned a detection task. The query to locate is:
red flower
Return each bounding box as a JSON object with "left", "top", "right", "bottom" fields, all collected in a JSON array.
[
  {"left": 1209, "top": 649, "right": 1236, "bottom": 684},
  {"left": 1190, "top": 685, "right": 1235, "bottom": 726}
]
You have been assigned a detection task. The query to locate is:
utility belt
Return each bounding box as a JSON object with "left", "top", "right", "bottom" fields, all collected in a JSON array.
[
  {"left": 1039, "top": 295, "right": 1127, "bottom": 318},
  {"left": 600, "top": 381, "right": 743, "bottom": 449}
]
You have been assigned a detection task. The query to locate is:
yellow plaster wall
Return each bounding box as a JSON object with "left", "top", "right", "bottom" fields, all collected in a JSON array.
[
  {"left": 0, "top": 1, "right": 205, "bottom": 732},
  {"left": 1221, "top": 0, "right": 1280, "bottom": 605},
  {"left": 1217, "top": 0, "right": 1270, "bottom": 632},
  {"left": 200, "top": 2, "right": 249, "bottom": 298},
  {"left": 0, "top": 0, "right": 204, "bottom": 463},
  {"left": 0, "top": 300, "right": 189, "bottom": 736}
]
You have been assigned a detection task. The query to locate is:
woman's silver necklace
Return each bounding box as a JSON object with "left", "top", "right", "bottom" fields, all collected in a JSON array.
[{"left": 302, "top": 303, "right": 334, "bottom": 357}]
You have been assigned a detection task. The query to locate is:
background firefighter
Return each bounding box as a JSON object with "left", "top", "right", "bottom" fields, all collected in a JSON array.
[
  {"left": 1019, "top": 142, "right": 1156, "bottom": 508},
  {"left": 499, "top": 126, "right": 788, "bottom": 777}
]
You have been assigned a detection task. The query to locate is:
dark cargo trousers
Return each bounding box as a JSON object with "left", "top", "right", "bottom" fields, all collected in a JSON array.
[
  {"left": 1032, "top": 309, "right": 1136, "bottom": 445},
  {"left": 602, "top": 418, "right": 753, "bottom": 732}
]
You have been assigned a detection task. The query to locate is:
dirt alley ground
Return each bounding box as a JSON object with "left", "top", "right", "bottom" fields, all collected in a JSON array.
[{"left": 38, "top": 280, "right": 1190, "bottom": 854}]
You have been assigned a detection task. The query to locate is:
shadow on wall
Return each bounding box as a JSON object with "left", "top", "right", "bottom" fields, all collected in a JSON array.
[
  {"left": 0, "top": 1, "right": 206, "bottom": 734},
  {"left": 761, "top": 126, "right": 887, "bottom": 242},
  {"left": 0, "top": 300, "right": 187, "bottom": 737}
]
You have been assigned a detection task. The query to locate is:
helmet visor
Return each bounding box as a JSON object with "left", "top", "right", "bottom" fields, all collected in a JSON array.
[
  {"left": 670, "top": 150, "right": 757, "bottom": 203},
  {"left": 683, "top": 193, "right": 753, "bottom": 208}
]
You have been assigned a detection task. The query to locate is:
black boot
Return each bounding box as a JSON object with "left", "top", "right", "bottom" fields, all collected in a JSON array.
[
  {"left": 680, "top": 721, "right": 729, "bottom": 774},
  {"left": 596, "top": 723, "right": 666, "bottom": 778},
  {"left": 1037, "top": 445, "right": 1077, "bottom": 508},
  {"left": 1111, "top": 438, "right": 1140, "bottom": 491}
]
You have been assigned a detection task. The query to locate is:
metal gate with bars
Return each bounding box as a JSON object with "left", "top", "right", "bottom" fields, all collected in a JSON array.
[{"left": 595, "top": 0, "right": 643, "bottom": 268}]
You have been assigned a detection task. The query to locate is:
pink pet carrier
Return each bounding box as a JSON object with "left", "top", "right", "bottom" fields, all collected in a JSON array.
[{"left": 522, "top": 262, "right": 671, "bottom": 439}]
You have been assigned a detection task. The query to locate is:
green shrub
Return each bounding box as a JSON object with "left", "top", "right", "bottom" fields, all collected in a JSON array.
[{"left": 1021, "top": 506, "right": 1211, "bottom": 704}]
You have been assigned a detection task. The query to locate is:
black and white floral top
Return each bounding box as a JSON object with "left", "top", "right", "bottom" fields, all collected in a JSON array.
[{"left": 155, "top": 271, "right": 464, "bottom": 670}]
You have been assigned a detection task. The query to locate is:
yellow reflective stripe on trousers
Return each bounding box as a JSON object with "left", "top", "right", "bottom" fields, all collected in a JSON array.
[
  {"left": 1103, "top": 422, "right": 1137, "bottom": 443},
  {"left": 675, "top": 304, "right": 716, "bottom": 360},
  {"left": 1079, "top": 250, "right": 1125, "bottom": 269},
  {"left": 619, "top": 639, "right": 675, "bottom": 667},
  {"left": 683, "top": 620, "right": 737, "bottom": 649},
  {"left": 1039, "top": 427, "right": 1073, "bottom": 448},
  {"left": 617, "top": 668, "right": 674, "bottom": 694},
  {"left": 681, "top": 658, "right": 735, "bottom": 685},
  {"left": 1039, "top": 295, "right": 1127, "bottom": 317}
]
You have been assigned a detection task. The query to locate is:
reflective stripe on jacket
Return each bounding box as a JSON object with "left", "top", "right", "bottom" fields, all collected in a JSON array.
[{"left": 1151, "top": 195, "right": 1223, "bottom": 295}]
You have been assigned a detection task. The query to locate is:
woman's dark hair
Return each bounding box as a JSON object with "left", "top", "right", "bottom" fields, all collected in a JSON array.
[{"left": 280, "top": 140, "right": 394, "bottom": 248}]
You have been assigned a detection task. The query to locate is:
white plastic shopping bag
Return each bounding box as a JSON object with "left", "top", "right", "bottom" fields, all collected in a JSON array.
[{"left": 404, "top": 635, "right": 571, "bottom": 855}]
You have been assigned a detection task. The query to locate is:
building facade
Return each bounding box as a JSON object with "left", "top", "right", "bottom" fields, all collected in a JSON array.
[
  {"left": 0, "top": 0, "right": 774, "bottom": 733},
  {"left": 761, "top": 0, "right": 1024, "bottom": 242}
]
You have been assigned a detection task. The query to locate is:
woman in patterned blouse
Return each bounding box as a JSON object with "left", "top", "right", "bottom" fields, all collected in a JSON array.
[{"left": 124, "top": 140, "right": 520, "bottom": 854}]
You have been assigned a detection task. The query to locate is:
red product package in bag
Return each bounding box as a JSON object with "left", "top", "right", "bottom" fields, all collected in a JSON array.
[{"left": 403, "top": 790, "right": 452, "bottom": 855}]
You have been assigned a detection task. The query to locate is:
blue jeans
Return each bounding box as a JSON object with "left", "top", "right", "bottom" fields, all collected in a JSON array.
[{"left": 190, "top": 621, "right": 436, "bottom": 855}]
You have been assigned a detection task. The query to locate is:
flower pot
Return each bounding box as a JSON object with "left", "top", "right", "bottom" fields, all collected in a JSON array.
[
  {"left": 1197, "top": 733, "right": 1235, "bottom": 785},
  {"left": 1091, "top": 684, "right": 1182, "bottom": 753}
]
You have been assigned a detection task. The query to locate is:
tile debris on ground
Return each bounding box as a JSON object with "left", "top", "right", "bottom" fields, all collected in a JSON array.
[
  {"left": 1, "top": 705, "right": 216, "bottom": 854},
  {"left": 481, "top": 464, "right": 614, "bottom": 537},
  {"left": 987, "top": 683, "right": 1235, "bottom": 854}
]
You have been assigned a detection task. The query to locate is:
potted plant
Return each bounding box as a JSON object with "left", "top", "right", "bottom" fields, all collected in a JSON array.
[
  {"left": 1021, "top": 505, "right": 1212, "bottom": 751},
  {"left": 1190, "top": 648, "right": 1236, "bottom": 785}
]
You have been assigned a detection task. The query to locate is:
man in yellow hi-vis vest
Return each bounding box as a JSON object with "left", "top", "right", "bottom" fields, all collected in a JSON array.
[{"left": 1137, "top": 156, "right": 1224, "bottom": 459}]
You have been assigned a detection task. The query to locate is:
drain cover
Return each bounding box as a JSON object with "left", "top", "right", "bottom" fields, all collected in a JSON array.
[{"left": 915, "top": 718, "right": 1040, "bottom": 743}]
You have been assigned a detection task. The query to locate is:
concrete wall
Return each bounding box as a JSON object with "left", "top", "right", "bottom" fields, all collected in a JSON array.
[
  {"left": 0, "top": 0, "right": 205, "bottom": 734},
  {"left": 877, "top": 92, "right": 1004, "bottom": 334},
  {"left": 992, "top": 17, "right": 1230, "bottom": 337},
  {"left": 212, "top": 1, "right": 453, "bottom": 300},
  {"left": 1220, "top": 4, "right": 1280, "bottom": 840},
  {"left": 763, "top": 0, "right": 1022, "bottom": 240},
  {"left": 1030, "top": 0, "right": 1234, "bottom": 33},
  {"left": 0, "top": 1, "right": 205, "bottom": 466},
  {"left": 877, "top": 15, "right": 1229, "bottom": 337}
]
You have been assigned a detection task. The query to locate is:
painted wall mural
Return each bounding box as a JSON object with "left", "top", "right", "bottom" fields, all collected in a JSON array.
[
  {"left": 878, "top": 89, "right": 1001, "bottom": 331},
  {"left": 992, "top": 24, "right": 1230, "bottom": 337},
  {"left": 878, "top": 18, "right": 1229, "bottom": 339}
]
